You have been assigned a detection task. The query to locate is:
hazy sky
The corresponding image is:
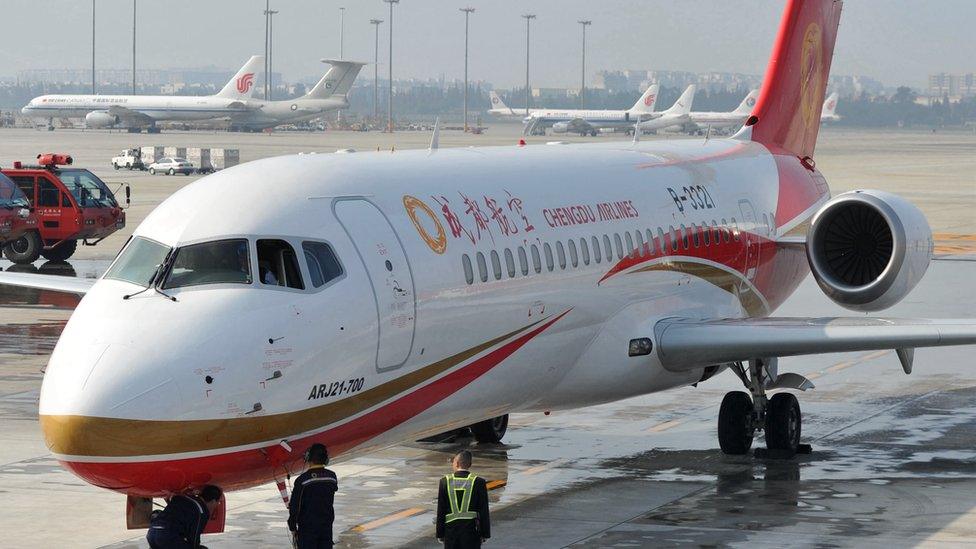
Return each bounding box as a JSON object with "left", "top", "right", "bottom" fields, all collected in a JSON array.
[{"left": 1, "top": 0, "right": 972, "bottom": 89}]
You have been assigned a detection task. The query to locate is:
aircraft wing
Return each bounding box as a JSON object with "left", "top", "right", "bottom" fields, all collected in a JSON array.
[
  {"left": 0, "top": 271, "right": 95, "bottom": 295},
  {"left": 654, "top": 317, "right": 976, "bottom": 373},
  {"left": 106, "top": 105, "right": 154, "bottom": 126}
]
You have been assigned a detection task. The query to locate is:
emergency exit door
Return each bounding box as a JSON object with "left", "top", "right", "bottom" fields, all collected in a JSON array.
[
  {"left": 334, "top": 199, "right": 416, "bottom": 371},
  {"left": 738, "top": 199, "right": 760, "bottom": 281}
]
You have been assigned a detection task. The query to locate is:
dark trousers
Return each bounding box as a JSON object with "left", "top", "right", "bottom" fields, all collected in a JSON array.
[
  {"left": 146, "top": 528, "right": 193, "bottom": 549},
  {"left": 443, "top": 522, "right": 481, "bottom": 549},
  {"left": 297, "top": 529, "right": 333, "bottom": 549}
]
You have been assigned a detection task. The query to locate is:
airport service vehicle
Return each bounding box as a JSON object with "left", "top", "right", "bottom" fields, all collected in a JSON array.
[
  {"left": 0, "top": 173, "right": 37, "bottom": 247},
  {"left": 112, "top": 149, "right": 144, "bottom": 170},
  {"left": 148, "top": 158, "right": 195, "bottom": 176},
  {"left": 821, "top": 92, "right": 841, "bottom": 122},
  {"left": 21, "top": 56, "right": 263, "bottom": 132},
  {"left": 635, "top": 85, "right": 698, "bottom": 132},
  {"left": 1, "top": 154, "right": 127, "bottom": 263},
  {"left": 186, "top": 148, "right": 240, "bottom": 174},
  {"left": 228, "top": 60, "right": 365, "bottom": 131},
  {"left": 522, "top": 85, "right": 660, "bottom": 136},
  {"left": 2, "top": 0, "right": 976, "bottom": 535}
]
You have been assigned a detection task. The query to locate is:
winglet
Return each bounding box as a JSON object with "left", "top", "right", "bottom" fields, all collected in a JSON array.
[{"left": 429, "top": 117, "right": 440, "bottom": 151}]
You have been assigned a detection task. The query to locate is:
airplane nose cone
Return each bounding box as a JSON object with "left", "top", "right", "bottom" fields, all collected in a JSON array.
[{"left": 21, "top": 105, "right": 30, "bottom": 114}]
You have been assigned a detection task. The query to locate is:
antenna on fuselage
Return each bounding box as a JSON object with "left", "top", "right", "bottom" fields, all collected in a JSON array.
[{"left": 428, "top": 116, "right": 441, "bottom": 152}]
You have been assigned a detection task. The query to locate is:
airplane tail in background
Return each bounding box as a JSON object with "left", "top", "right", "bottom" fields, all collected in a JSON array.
[
  {"left": 490, "top": 90, "right": 514, "bottom": 114},
  {"left": 665, "top": 85, "right": 696, "bottom": 115},
  {"left": 733, "top": 89, "right": 760, "bottom": 114},
  {"left": 821, "top": 92, "right": 839, "bottom": 117},
  {"left": 746, "top": 0, "right": 843, "bottom": 158},
  {"left": 305, "top": 60, "right": 367, "bottom": 100},
  {"left": 629, "top": 84, "right": 660, "bottom": 114},
  {"left": 215, "top": 56, "right": 264, "bottom": 99}
]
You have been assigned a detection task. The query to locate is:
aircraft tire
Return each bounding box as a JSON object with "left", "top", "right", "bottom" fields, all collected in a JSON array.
[
  {"left": 41, "top": 240, "right": 78, "bottom": 262},
  {"left": 764, "top": 392, "right": 801, "bottom": 454},
  {"left": 471, "top": 414, "right": 508, "bottom": 443},
  {"left": 3, "top": 231, "right": 43, "bottom": 264},
  {"left": 718, "top": 391, "right": 754, "bottom": 455}
]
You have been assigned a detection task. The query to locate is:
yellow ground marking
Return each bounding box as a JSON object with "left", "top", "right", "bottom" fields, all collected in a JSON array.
[
  {"left": 350, "top": 507, "right": 427, "bottom": 533},
  {"left": 645, "top": 419, "right": 683, "bottom": 433},
  {"left": 522, "top": 458, "right": 568, "bottom": 475},
  {"left": 486, "top": 479, "right": 507, "bottom": 490}
]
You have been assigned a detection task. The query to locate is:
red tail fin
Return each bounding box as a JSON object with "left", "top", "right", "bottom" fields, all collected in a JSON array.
[{"left": 747, "top": 0, "right": 843, "bottom": 159}]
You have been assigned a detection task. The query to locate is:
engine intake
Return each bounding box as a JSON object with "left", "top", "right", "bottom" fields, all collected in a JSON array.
[
  {"left": 85, "top": 111, "right": 119, "bottom": 128},
  {"left": 806, "top": 190, "right": 932, "bottom": 312}
]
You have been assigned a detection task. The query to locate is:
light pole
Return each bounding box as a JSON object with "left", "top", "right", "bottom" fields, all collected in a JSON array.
[
  {"left": 370, "top": 19, "right": 383, "bottom": 120},
  {"left": 91, "top": 0, "right": 96, "bottom": 94},
  {"left": 521, "top": 14, "right": 535, "bottom": 116},
  {"left": 578, "top": 20, "right": 591, "bottom": 109},
  {"left": 339, "top": 7, "right": 345, "bottom": 59},
  {"left": 460, "top": 8, "right": 475, "bottom": 132},
  {"left": 266, "top": 8, "right": 278, "bottom": 100},
  {"left": 383, "top": 0, "right": 399, "bottom": 133},
  {"left": 131, "top": 1, "right": 137, "bottom": 94},
  {"left": 263, "top": 0, "right": 270, "bottom": 100}
]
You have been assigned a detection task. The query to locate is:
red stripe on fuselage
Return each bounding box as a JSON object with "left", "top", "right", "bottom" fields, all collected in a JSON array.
[{"left": 59, "top": 311, "right": 570, "bottom": 496}]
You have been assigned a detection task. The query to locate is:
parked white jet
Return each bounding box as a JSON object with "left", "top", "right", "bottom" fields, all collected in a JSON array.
[
  {"left": 522, "top": 85, "right": 660, "bottom": 136},
  {"left": 487, "top": 90, "right": 537, "bottom": 118},
  {"left": 635, "top": 84, "right": 697, "bottom": 132},
  {"left": 21, "top": 56, "right": 264, "bottom": 132},
  {"left": 228, "top": 60, "right": 365, "bottom": 131},
  {"left": 3, "top": 0, "right": 975, "bottom": 535},
  {"left": 821, "top": 92, "right": 841, "bottom": 122},
  {"left": 681, "top": 89, "right": 761, "bottom": 133}
]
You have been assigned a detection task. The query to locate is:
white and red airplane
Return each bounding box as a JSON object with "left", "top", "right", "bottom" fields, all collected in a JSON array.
[{"left": 2, "top": 0, "right": 975, "bottom": 534}]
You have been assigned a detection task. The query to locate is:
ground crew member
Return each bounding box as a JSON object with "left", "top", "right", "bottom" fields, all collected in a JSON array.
[
  {"left": 288, "top": 443, "right": 338, "bottom": 549},
  {"left": 436, "top": 450, "right": 490, "bottom": 548},
  {"left": 146, "top": 485, "right": 222, "bottom": 549}
]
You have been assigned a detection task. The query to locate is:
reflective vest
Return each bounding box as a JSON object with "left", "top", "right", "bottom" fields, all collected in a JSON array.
[{"left": 444, "top": 473, "right": 479, "bottom": 523}]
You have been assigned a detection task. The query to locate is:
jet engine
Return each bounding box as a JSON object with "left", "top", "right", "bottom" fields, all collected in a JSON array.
[
  {"left": 85, "top": 111, "right": 119, "bottom": 128},
  {"left": 806, "top": 190, "right": 933, "bottom": 312},
  {"left": 551, "top": 122, "right": 570, "bottom": 134}
]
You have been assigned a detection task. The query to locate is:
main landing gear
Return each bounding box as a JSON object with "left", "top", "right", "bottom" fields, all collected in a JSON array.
[{"left": 718, "top": 358, "right": 811, "bottom": 458}]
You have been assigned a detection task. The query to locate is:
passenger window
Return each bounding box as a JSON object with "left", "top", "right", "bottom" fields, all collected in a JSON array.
[
  {"left": 635, "top": 230, "right": 645, "bottom": 257},
  {"left": 462, "top": 254, "right": 474, "bottom": 285},
  {"left": 302, "top": 241, "right": 343, "bottom": 288},
  {"left": 518, "top": 247, "right": 529, "bottom": 275},
  {"left": 568, "top": 239, "right": 578, "bottom": 267},
  {"left": 164, "top": 239, "right": 251, "bottom": 289},
  {"left": 658, "top": 228, "right": 667, "bottom": 254},
  {"left": 531, "top": 244, "right": 542, "bottom": 273},
  {"left": 591, "top": 236, "right": 602, "bottom": 263},
  {"left": 603, "top": 235, "right": 612, "bottom": 261},
  {"left": 580, "top": 238, "right": 590, "bottom": 265},
  {"left": 625, "top": 232, "right": 635, "bottom": 258},
  {"left": 679, "top": 224, "right": 689, "bottom": 250},
  {"left": 476, "top": 252, "right": 488, "bottom": 282},
  {"left": 703, "top": 223, "right": 711, "bottom": 246},
  {"left": 669, "top": 226, "right": 678, "bottom": 252},
  {"left": 257, "top": 239, "right": 304, "bottom": 289},
  {"left": 490, "top": 250, "right": 502, "bottom": 280},
  {"left": 556, "top": 241, "right": 567, "bottom": 269},
  {"left": 692, "top": 224, "right": 700, "bottom": 248},
  {"left": 38, "top": 179, "right": 60, "bottom": 207},
  {"left": 645, "top": 229, "right": 655, "bottom": 255},
  {"left": 731, "top": 217, "right": 741, "bottom": 241},
  {"left": 543, "top": 243, "right": 554, "bottom": 272},
  {"left": 504, "top": 248, "right": 516, "bottom": 278},
  {"left": 614, "top": 233, "right": 624, "bottom": 259}
]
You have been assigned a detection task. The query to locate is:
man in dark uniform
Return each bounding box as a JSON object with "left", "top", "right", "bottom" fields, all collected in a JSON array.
[
  {"left": 436, "top": 450, "right": 490, "bottom": 548},
  {"left": 289, "top": 443, "right": 338, "bottom": 549},
  {"left": 146, "top": 485, "right": 222, "bottom": 549}
]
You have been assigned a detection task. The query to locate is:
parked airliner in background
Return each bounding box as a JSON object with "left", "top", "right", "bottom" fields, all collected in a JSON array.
[
  {"left": 3, "top": 0, "right": 975, "bottom": 536},
  {"left": 21, "top": 56, "right": 264, "bottom": 132},
  {"left": 227, "top": 59, "right": 365, "bottom": 131},
  {"left": 821, "top": 92, "right": 841, "bottom": 122},
  {"left": 635, "top": 84, "right": 697, "bottom": 132},
  {"left": 521, "top": 85, "right": 660, "bottom": 136},
  {"left": 681, "top": 89, "right": 760, "bottom": 134},
  {"left": 487, "top": 90, "right": 535, "bottom": 118}
]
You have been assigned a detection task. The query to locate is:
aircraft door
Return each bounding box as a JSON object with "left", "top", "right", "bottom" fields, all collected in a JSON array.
[
  {"left": 334, "top": 199, "right": 416, "bottom": 371},
  {"left": 737, "top": 199, "right": 760, "bottom": 281}
]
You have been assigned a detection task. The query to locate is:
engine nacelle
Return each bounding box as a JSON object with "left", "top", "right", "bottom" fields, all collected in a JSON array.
[
  {"left": 806, "top": 190, "right": 933, "bottom": 312},
  {"left": 85, "top": 111, "right": 119, "bottom": 128},
  {"left": 551, "top": 122, "right": 569, "bottom": 134}
]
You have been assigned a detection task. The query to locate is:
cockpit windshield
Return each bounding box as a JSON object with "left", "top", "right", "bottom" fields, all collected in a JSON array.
[
  {"left": 104, "top": 237, "right": 171, "bottom": 287},
  {"left": 0, "top": 174, "right": 29, "bottom": 209},
  {"left": 60, "top": 169, "right": 117, "bottom": 208},
  {"left": 162, "top": 239, "right": 252, "bottom": 289}
]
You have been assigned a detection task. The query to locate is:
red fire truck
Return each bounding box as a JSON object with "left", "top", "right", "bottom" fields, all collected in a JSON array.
[
  {"left": 0, "top": 172, "right": 38, "bottom": 249},
  {"left": 1, "top": 154, "right": 129, "bottom": 264}
]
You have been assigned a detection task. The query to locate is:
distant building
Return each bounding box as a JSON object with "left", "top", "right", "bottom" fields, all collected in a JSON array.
[{"left": 928, "top": 73, "right": 976, "bottom": 100}]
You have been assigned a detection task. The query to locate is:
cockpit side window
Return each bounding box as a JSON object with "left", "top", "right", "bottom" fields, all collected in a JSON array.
[
  {"left": 105, "top": 236, "right": 170, "bottom": 287},
  {"left": 302, "top": 241, "right": 343, "bottom": 288},
  {"left": 257, "top": 239, "right": 304, "bottom": 289},
  {"left": 162, "top": 239, "right": 251, "bottom": 289}
]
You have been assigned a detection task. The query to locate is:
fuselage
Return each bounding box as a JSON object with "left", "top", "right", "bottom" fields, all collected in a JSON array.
[
  {"left": 39, "top": 136, "right": 828, "bottom": 496},
  {"left": 22, "top": 94, "right": 250, "bottom": 121},
  {"left": 229, "top": 97, "right": 348, "bottom": 130}
]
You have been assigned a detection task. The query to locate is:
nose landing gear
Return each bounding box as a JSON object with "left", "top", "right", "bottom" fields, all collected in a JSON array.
[{"left": 718, "top": 358, "right": 811, "bottom": 458}]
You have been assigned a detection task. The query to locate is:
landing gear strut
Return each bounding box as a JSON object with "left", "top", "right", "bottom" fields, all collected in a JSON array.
[{"left": 718, "top": 358, "right": 808, "bottom": 458}]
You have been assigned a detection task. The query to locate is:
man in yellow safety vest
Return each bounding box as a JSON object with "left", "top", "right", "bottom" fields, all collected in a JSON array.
[{"left": 436, "top": 450, "right": 490, "bottom": 548}]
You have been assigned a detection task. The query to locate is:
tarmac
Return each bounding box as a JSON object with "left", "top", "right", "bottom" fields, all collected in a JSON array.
[{"left": 0, "top": 125, "right": 974, "bottom": 548}]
